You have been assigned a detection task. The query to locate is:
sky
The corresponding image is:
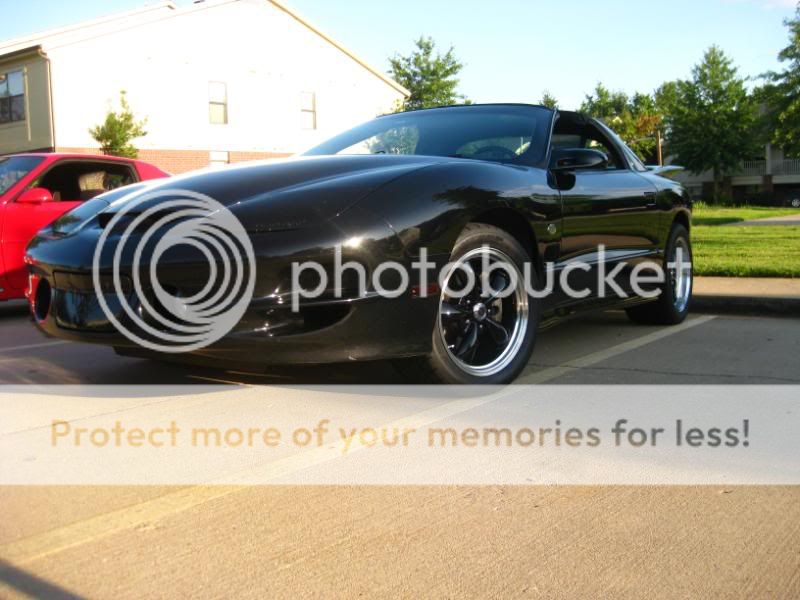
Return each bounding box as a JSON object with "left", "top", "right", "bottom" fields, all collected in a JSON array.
[{"left": 0, "top": 0, "right": 797, "bottom": 109}]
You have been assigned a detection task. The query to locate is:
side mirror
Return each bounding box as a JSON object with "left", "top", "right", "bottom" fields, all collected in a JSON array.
[
  {"left": 17, "top": 187, "right": 54, "bottom": 205},
  {"left": 549, "top": 148, "right": 608, "bottom": 172}
]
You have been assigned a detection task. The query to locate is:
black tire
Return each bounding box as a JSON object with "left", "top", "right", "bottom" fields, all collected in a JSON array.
[
  {"left": 395, "top": 223, "right": 540, "bottom": 384},
  {"left": 626, "top": 223, "right": 693, "bottom": 325}
]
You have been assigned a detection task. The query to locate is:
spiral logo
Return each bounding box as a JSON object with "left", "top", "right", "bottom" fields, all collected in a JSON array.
[{"left": 92, "top": 188, "right": 256, "bottom": 353}]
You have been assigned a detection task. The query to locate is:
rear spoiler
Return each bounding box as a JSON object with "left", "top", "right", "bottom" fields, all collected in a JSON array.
[{"left": 646, "top": 165, "right": 684, "bottom": 180}]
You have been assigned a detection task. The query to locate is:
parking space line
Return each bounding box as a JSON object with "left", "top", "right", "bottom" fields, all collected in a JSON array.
[
  {"left": 518, "top": 315, "right": 717, "bottom": 383},
  {"left": 0, "top": 487, "right": 241, "bottom": 565},
  {"left": 0, "top": 341, "right": 69, "bottom": 354},
  {"left": 186, "top": 375, "right": 251, "bottom": 386},
  {"left": 0, "top": 315, "right": 717, "bottom": 565}
]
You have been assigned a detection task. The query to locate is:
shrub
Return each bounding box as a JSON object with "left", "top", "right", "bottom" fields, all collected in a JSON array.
[{"left": 89, "top": 91, "right": 147, "bottom": 158}]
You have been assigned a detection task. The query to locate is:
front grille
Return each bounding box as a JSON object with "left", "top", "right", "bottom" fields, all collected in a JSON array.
[{"left": 53, "top": 271, "right": 133, "bottom": 294}]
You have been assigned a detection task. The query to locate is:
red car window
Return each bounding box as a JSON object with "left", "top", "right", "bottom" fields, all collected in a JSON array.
[
  {"left": 0, "top": 155, "right": 45, "bottom": 195},
  {"left": 31, "top": 161, "right": 137, "bottom": 202}
]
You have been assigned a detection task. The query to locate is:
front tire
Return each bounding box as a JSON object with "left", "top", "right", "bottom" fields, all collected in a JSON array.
[
  {"left": 396, "top": 224, "right": 540, "bottom": 384},
  {"left": 626, "top": 223, "right": 693, "bottom": 325}
]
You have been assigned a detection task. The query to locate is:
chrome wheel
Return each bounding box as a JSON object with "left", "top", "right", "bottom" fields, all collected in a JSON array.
[
  {"left": 438, "top": 247, "right": 529, "bottom": 377},
  {"left": 669, "top": 236, "right": 692, "bottom": 313}
]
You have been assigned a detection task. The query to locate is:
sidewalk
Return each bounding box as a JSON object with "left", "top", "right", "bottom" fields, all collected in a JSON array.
[
  {"left": 728, "top": 214, "right": 800, "bottom": 226},
  {"left": 693, "top": 276, "right": 800, "bottom": 315}
]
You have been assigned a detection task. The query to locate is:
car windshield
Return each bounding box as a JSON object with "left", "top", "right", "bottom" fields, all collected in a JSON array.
[
  {"left": 304, "top": 105, "right": 553, "bottom": 165},
  {"left": 0, "top": 155, "right": 45, "bottom": 195}
]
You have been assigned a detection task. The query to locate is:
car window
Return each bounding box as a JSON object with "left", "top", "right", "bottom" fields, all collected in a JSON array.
[
  {"left": 583, "top": 126, "right": 623, "bottom": 170},
  {"left": 31, "top": 161, "right": 137, "bottom": 202},
  {"left": 305, "top": 105, "right": 552, "bottom": 165},
  {"left": 550, "top": 134, "right": 582, "bottom": 148},
  {"left": 0, "top": 155, "right": 45, "bottom": 195},
  {"left": 456, "top": 136, "right": 531, "bottom": 160},
  {"left": 622, "top": 145, "right": 648, "bottom": 172},
  {"left": 596, "top": 121, "right": 648, "bottom": 171},
  {"left": 550, "top": 115, "right": 630, "bottom": 171},
  {"left": 337, "top": 126, "right": 420, "bottom": 155}
]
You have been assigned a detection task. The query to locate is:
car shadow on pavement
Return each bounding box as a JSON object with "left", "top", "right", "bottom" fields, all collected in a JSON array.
[
  {"left": 0, "top": 560, "right": 86, "bottom": 600},
  {"left": 123, "top": 356, "right": 407, "bottom": 385},
  {"left": 0, "top": 300, "right": 30, "bottom": 319}
]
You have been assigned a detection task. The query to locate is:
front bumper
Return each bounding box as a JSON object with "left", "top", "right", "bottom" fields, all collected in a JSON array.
[
  {"left": 27, "top": 275, "right": 437, "bottom": 364},
  {"left": 25, "top": 216, "right": 441, "bottom": 365}
]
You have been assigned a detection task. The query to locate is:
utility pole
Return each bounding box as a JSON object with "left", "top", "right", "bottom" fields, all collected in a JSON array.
[{"left": 656, "top": 129, "right": 663, "bottom": 166}]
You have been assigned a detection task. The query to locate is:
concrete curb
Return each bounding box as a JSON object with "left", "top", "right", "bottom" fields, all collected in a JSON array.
[{"left": 692, "top": 294, "right": 800, "bottom": 316}]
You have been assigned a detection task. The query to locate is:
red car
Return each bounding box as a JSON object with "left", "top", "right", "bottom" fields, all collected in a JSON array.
[{"left": 0, "top": 153, "right": 168, "bottom": 301}]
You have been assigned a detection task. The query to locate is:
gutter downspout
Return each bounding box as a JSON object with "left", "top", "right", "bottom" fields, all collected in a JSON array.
[{"left": 38, "top": 47, "right": 56, "bottom": 151}]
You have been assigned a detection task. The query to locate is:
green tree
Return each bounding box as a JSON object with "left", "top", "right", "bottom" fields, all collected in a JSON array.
[
  {"left": 580, "top": 84, "right": 662, "bottom": 162},
  {"left": 655, "top": 80, "right": 680, "bottom": 120},
  {"left": 759, "top": 4, "right": 800, "bottom": 156},
  {"left": 388, "top": 36, "right": 468, "bottom": 112},
  {"left": 89, "top": 91, "right": 147, "bottom": 158},
  {"left": 653, "top": 81, "right": 682, "bottom": 161},
  {"left": 580, "top": 83, "right": 629, "bottom": 120},
  {"left": 665, "top": 46, "right": 758, "bottom": 202},
  {"left": 539, "top": 90, "right": 558, "bottom": 109}
]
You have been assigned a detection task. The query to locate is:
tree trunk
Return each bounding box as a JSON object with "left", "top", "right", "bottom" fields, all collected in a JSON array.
[{"left": 712, "top": 166, "right": 721, "bottom": 204}]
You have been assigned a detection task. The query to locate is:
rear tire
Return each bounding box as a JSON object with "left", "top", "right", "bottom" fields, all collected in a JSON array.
[
  {"left": 626, "top": 223, "right": 692, "bottom": 325},
  {"left": 395, "top": 223, "right": 540, "bottom": 384}
]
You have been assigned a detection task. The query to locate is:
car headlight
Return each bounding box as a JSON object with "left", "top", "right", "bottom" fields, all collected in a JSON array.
[
  {"left": 50, "top": 197, "right": 110, "bottom": 236},
  {"left": 50, "top": 182, "right": 149, "bottom": 236}
]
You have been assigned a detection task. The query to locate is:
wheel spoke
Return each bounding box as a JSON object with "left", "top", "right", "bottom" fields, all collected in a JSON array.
[
  {"left": 464, "top": 337, "right": 480, "bottom": 363},
  {"left": 455, "top": 322, "right": 478, "bottom": 357},
  {"left": 485, "top": 271, "right": 510, "bottom": 304},
  {"left": 451, "top": 261, "right": 477, "bottom": 293},
  {"left": 484, "top": 318, "right": 509, "bottom": 345},
  {"left": 440, "top": 302, "right": 469, "bottom": 319}
]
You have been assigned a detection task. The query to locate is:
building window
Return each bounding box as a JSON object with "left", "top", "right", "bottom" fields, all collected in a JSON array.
[
  {"left": 0, "top": 70, "right": 25, "bottom": 125},
  {"left": 300, "top": 91, "right": 316, "bottom": 130},
  {"left": 209, "top": 151, "right": 229, "bottom": 169},
  {"left": 209, "top": 81, "right": 227, "bottom": 125}
]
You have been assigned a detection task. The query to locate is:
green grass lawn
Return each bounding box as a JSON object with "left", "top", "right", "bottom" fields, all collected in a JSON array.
[
  {"left": 689, "top": 205, "right": 800, "bottom": 277},
  {"left": 692, "top": 205, "right": 800, "bottom": 226},
  {"left": 692, "top": 226, "right": 800, "bottom": 277}
]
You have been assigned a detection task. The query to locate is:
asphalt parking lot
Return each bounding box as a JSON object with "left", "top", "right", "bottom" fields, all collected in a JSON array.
[
  {"left": 1, "top": 300, "right": 799, "bottom": 385},
  {"left": 1, "top": 302, "right": 799, "bottom": 598}
]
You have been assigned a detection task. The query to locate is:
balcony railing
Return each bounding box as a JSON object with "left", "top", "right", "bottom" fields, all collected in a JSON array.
[
  {"left": 732, "top": 159, "right": 800, "bottom": 177},
  {"left": 773, "top": 159, "right": 800, "bottom": 176},
  {"left": 738, "top": 160, "right": 766, "bottom": 176}
]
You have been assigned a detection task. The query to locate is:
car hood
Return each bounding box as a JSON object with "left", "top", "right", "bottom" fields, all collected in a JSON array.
[{"left": 77, "top": 155, "right": 449, "bottom": 233}]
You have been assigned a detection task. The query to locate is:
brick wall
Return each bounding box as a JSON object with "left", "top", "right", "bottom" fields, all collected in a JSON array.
[
  {"left": 229, "top": 151, "right": 292, "bottom": 163},
  {"left": 56, "top": 148, "right": 292, "bottom": 174}
]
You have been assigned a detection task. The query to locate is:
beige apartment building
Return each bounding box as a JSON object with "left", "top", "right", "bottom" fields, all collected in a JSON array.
[
  {"left": 673, "top": 143, "right": 800, "bottom": 205},
  {"left": 0, "top": 0, "right": 408, "bottom": 173}
]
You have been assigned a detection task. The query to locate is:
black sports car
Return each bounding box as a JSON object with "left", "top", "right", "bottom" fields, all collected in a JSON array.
[{"left": 26, "top": 104, "right": 692, "bottom": 384}]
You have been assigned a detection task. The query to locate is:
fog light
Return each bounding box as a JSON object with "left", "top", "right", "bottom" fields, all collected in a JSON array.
[{"left": 34, "top": 278, "right": 52, "bottom": 322}]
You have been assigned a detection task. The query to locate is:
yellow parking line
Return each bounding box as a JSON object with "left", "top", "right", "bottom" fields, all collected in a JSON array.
[
  {"left": 0, "top": 487, "right": 242, "bottom": 565},
  {"left": 0, "top": 341, "right": 69, "bottom": 354},
  {"left": 0, "top": 315, "right": 716, "bottom": 565}
]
